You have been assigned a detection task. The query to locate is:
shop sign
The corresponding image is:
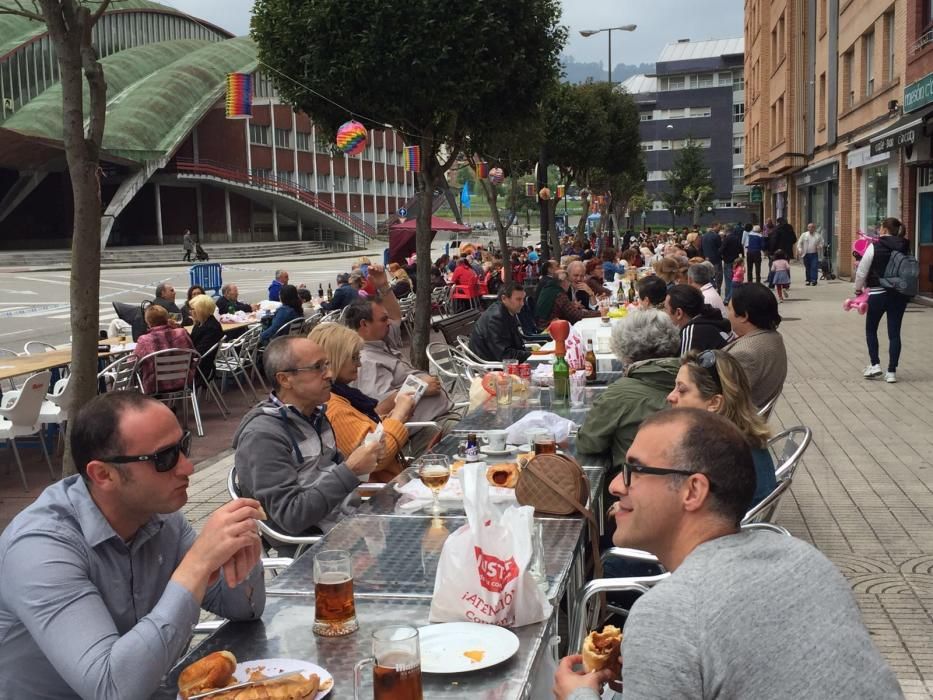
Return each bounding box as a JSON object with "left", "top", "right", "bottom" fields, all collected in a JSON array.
[
  {"left": 771, "top": 178, "right": 788, "bottom": 193},
  {"left": 869, "top": 126, "right": 920, "bottom": 156},
  {"left": 904, "top": 73, "right": 933, "bottom": 114},
  {"left": 750, "top": 186, "right": 763, "bottom": 203},
  {"left": 849, "top": 145, "right": 889, "bottom": 169},
  {"left": 795, "top": 162, "right": 838, "bottom": 188}
]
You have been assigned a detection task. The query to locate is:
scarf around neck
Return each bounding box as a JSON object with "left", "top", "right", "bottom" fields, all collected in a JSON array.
[{"left": 331, "top": 382, "right": 381, "bottom": 424}]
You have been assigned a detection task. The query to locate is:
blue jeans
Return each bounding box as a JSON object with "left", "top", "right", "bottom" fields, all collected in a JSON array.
[
  {"left": 803, "top": 253, "right": 819, "bottom": 283},
  {"left": 723, "top": 267, "right": 734, "bottom": 303},
  {"left": 866, "top": 291, "right": 910, "bottom": 371}
]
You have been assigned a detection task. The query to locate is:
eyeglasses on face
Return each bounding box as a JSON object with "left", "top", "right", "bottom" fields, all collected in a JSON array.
[
  {"left": 282, "top": 360, "right": 330, "bottom": 375},
  {"left": 621, "top": 461, "right": 715, "bottom": 490},
  {"left": 102, "top": 431, "right": 192, "bottom": 473}
]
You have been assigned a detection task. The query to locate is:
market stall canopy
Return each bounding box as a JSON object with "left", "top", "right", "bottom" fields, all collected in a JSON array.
[{"left": 388, "top": 216, "right": 470, "bottom": 264}]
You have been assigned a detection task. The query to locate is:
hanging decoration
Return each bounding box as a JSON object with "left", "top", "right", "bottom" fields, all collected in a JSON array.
[
  {"left": 524, "top": 182, "right": 536, "bottom": 197},
  {"left": 404, "top": 145, "right": 422, "bottom": 172},
  {"left": 335, "top": 120, "right": 368, "bottom": 155},
  {"left": 556, "top": 184, "right": 566, "bottom": 199},
  {"left": 489, "top": 167, "right": 505, "bottom": 185},
  {"left": 225, "top": 73, "right": 252, "bottom": 119},
  {"left": 474, "top": 161, "right": 489, "bottom": 178},
  {"left": 539, "top": 187, "right": 551, "bottom": 200}
]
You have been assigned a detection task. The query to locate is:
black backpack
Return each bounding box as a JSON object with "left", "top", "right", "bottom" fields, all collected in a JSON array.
[{"left": 879, "top": 249, "right": 919, "bottom": 297}]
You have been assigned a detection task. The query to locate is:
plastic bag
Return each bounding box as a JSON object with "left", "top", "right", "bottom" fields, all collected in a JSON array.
[
  {"left": 505, "top": 410, "right": 578, "bottom": 445},
  {"left": 429, "top": 464, "right": 552, "bottom": 627}
]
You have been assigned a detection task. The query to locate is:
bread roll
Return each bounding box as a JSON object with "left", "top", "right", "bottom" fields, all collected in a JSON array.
[
  {"left": 581, "top": 625, "right": 622, "bottom": 675},
  {"left": 178, "top": 650, "right": 237, "bottom": 699}
]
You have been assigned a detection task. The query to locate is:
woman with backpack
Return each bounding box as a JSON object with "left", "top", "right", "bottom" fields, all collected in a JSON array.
[{"left": 854, "top": 217, "right": 911, "bottom": 383}]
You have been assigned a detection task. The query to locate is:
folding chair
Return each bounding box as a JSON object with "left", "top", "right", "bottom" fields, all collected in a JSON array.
[
  {"left": 196, "top": 335, "right": 230, "bottom": 418},
  {"left": 214, "top": 332, "right": 260, "bottom": 401},
  {"left": 98, "top": 354, "right": 140, "bottom": 392},
  {"left": 137, "top": 348, "right": 204, "bottom": 437},
  {"left": 0, "top": 371, "right": 54, "bottom": 490}
]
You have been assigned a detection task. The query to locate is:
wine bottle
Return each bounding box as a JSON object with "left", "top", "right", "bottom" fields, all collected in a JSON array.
[
  {"left": 584, "top": 339, "right": 597, "bottom": 382},
  {"left": 628, "top": 281, "right": 636, "bottom": 304},
  {"left": 326, "top": 283, "right": 333, "bottom": 302},
  {"left": 318, "top": 284, "right": 324, "bottom": 298},
  {"left": 553, "top": 354, "right": 570, "bottom": 406}
]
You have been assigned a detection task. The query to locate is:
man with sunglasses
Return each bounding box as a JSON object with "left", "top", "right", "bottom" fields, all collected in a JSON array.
[
  {"left": 0, "top": 392, "right": 266, "bottom": 699},
  {"left": 554, "top": 408, "right": 901, "bottom": 700},
  {"left": 233, "top": 336, "right": 382, "bottom": 538}
]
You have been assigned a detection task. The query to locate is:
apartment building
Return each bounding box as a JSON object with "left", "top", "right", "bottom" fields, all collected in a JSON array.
[
  {"left": 745, "top": 0, "right": 933, "bottom": 293},
  {"left": 621, "top": 38, "right": 752, "bottom": 228}
]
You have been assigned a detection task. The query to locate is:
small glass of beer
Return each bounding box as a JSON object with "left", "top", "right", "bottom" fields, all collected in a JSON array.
[
  {"left": 312, "top": 549, "right": 359, "bottom": 637},
  {"left": 417, "top": 454, "right": 450, "bottom": 515},
  {"left": 354, "top": 626, "right": 423, "bottom": 700},
  {"left": 533, "top": 430, "right": 557, "bottom": 455}
]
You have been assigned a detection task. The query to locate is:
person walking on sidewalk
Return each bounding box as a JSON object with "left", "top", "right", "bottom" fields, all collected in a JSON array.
[
  {"left": 769, "top": 251, "right": 791, "bottom": 302},
  {"left": 798, "top": 223, "right": 824, "bottom": 286},
  {"left": 743, "top": 224, "right": 764, "bottom": 283},
  {"left": 182, "top": 229, "right": 194, "bottom": 262},
  {"left": 854, "top": 217, "right": 911, "bottom": 383}
]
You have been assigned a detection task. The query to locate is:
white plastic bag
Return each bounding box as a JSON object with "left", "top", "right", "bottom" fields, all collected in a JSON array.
[
  {"left": 505, "top": 410, "right": 578, "bottom": 446},
  {"left": 429, "top": 464, "right": 552, "bottom": 627}
]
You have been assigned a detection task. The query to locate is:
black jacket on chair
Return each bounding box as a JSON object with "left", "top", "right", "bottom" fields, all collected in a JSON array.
[
  {"left": 468, "top": 301, "right": 531, "bottom": 363},
  {"left": 190, "top": 315, "right": 224, "bottom": 379}
]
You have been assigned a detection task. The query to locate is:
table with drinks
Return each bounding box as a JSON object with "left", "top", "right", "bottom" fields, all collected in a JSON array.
[{"left": 155, "top": 398, "right": 609, "bottom": 700}]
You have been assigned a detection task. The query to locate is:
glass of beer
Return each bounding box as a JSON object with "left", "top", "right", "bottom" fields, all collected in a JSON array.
[
  {"left": 313, "top": 549, "right": 359, "bottom": 637},
  {"left": 354, "top": 626, "right": 423, "bottom": 700},
  {"left": 533, "top": 430, "right": 558, "bottom": 455},
  {"left": 418, "top": 454, "right": 450, "bottom": 515}
]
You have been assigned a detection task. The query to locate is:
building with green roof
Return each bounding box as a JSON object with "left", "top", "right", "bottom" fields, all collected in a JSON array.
[{"left": 0, "top": 1, "right": 413, "bottom": 250}]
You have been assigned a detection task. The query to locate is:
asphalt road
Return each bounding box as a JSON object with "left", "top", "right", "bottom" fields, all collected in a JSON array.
[{"left": 0, "top": 256, "right": 386, "bottom": 350}]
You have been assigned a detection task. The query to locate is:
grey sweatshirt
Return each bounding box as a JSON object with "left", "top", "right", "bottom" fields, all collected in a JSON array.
[
  {"left": 232, "top": 398, "right": 362, "bottom": 536},
  {"left": 569, "top": 530, "right": 903, "bottom": 700}
]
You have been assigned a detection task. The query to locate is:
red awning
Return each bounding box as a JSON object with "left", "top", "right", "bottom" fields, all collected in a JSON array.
[{"left": 388, "top": 216, "right": 469, "bottom": 232}]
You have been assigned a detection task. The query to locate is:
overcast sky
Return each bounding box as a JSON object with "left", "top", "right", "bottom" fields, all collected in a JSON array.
[{"left": 160, "top": 0, "right": 744, "bottom": 67}]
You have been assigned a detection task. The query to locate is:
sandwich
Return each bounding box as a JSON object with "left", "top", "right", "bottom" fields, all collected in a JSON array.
[
  {"left": 487, "top": 462, "right": 520, "bottom": 488},
  {"left": 178, "top": 651, "right": 237, "bottom": 699},
  {"left": 581, "top": 625, "right": 622, "bottom": 675}
]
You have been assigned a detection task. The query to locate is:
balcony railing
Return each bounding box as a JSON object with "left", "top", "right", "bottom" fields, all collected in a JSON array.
[{"left": 911, "top": 29, "right": 933, "bottom": 55}]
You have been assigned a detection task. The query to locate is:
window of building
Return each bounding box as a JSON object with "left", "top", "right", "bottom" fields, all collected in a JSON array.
[
  {"left": 333, "top": 175, "right": 346, "bottom": 191},
  {"left": 249, "top": 124, "right": 269, "bottom": 146},
  {"left": 641, "top": 143, "right": 654, "bottom": 151},
  {"left": 363, "top": 178, "right": 373, "bottom": 193},
  {"left": 668, "top": 108, "right": 685, "bottom": 119},
  {"left": 253, "top": 168, "right": 273, "bottom": 181},
  {"left": 778, "top": 13, "right": 786, "bottom": 61},
  {"left": 668, "top": 75, "right": 685, "bottom": 90},
  {"left": 885, "top": 13, "right": 895, "bottom": 83},
  {"left": 274, "top": 128, "right": 290, "bottom": 149},
  {"left": 296, "top": 132, "right": 311, "bottom": 151},
  {"left": 375, "top": 145, "right": 385, "bottom": 161},
  {"left": 778, "top": 96, "right": 785, "bottom": 139},
  {"left": 818, "top": 73, "right": 826, "bottom": 128},
  {"left": 733, "top": 166, "right": 745, "bottom": 188},
  {"left": 349, "top": 176, "right": 360, "bottom": 193},
  {"left": 316, "top": 136, "right": 330, "bottom": 151},
  {"left": 694, "top": 106, "right": 712, "bottom": 117},
  {"left": 771, "top": 27, "right": 778, "bottom": 67},
  {"left": 317, "top": 173, "right": 330, "bottom": 190},
  {"left": 661, "top": 140, "right": 671, "bottom": 150},
  {"left": 843, "top": 50, "right": 855, "bottom": 107},
  {"left": 646, "top": 171, "right": 665, "bottom": 181},
  {"left": 927, "top": 0, "right": 933, "bottom": 27},
  {"left": 297, "top": 172, "right": 313, "bottom": 190},
  {"left": 864, "top": 165, "right": 888, "bottom": 231},
  {"left": 376, "top": 180, "right": 385, "bottom": 195},
  {"left": 864, "top": 31, "right": 875, "bottom": 97},
  {"left": 733, "top": 103, "right": 745, "bottom": 122},
  {"left": 640, "top": 113, "right": 653, "bottom": 121},
  {"left": 699, "top": 73, "right": 714, "bottom": 88},
  {"left": 718, "top": 71, "right": 733, "bottom": 86},
  {"left": 819, "top": 0, "right": 827, "bottom": 35},
  {"left": 771, "top": 104, "right": 777, "bottom": 145},
  {"left": 733, "top": 136, "right": 744, "bottom": 154}
]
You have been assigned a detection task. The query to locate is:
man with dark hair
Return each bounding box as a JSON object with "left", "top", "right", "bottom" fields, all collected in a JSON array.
[
  {"left": 151, "top": 281, "right": 181, "bottom": 315},
  {"left": 233, "top": 336, "right": 381, "bottom": 537},
  {"left": 700, "top": 225, "right": 723, "bottom": 293},
  {"left": 636, "top": 275, "right": 668, "bottom": 310},
  {"left": 724, "top": 283, "right": 787, "bottom": 409},
  {"left": 468, "top": 282, "right": 531, "bottom": 362},
  {"left": 665, "top": 284, "right": 732, "bottom": 356},
  {"left": 554, "top": 409, "right": 902, "bottom": 700},
  {"left": 0, "top": 393, "right": 266, "bottom": 699}
]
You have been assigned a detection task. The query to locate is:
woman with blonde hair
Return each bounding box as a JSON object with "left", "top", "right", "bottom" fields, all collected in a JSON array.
[
  {"left": 390, "top": 265, "right": 412, "bottom": 297},
  {"left": 667, "top": 348, "right": 777, "bottom": 507},
  {"left": 309, "top": 323, "right": 415, "bottom": 482},
  {"left": 652, "top": 256, "right": 680, "bottom": 288},
  {"left": 189, "top": 294, "right": 223, "bottom": 379}
]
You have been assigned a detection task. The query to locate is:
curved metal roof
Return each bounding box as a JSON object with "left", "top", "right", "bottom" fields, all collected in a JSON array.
[
  {"left": 657, "top": 38, "right": 744, "bottom": 63},
  {"left": 3, "top": 36, "right": 256, "bottom": 163}
]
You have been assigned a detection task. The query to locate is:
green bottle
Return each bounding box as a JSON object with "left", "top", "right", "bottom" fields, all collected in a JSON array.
[{"left": 552, "top": 353, "right": 570, "bottom": 406}]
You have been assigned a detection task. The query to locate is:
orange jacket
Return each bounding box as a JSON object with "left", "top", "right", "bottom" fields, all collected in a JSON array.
[{"left": 324, "top": 392, "right": 409, "bottom": 483}]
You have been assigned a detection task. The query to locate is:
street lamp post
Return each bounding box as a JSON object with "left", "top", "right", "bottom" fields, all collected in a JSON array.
[{"left": 579, "top": 24, "right": 636, "bottom": 85}]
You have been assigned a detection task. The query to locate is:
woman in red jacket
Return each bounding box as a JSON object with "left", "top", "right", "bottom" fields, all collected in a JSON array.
[{"left": 450, "top": 257, "right": 479, "bottom": 312}]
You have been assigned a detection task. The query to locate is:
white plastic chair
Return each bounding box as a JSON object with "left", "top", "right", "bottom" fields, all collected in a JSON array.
[
  {"left": 5, "top": 377, "right": 75, "bottom": 449},
  {"left": 0, "top": 371, "right": 54, "bottom": 490},
  {"left": 23, "top": 341, "right": 57, "bottom": 355},
  {"left": 0, "top": 347, "right": 20, "bottom": 391}
]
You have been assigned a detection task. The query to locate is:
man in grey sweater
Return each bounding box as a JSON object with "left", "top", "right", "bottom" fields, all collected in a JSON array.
[
  {"left": 554, "top": 408, "right": 903, "bottom": 700},
  {"left": 233, "top": 336, "right": 381, "bottom": 536}
]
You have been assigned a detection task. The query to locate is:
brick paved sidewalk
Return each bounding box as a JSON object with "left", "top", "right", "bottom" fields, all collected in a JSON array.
[{"left": 2, "top": 263, "right": 932, "bottom": 696}]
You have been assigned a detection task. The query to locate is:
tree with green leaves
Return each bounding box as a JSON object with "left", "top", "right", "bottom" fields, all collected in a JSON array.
[
  {"left": 252, "top": 0, "right": 566, "bottom": 368},
  {"left": 0, "top": 0, "right": 113, "bottom": 475},
  {"left": 664, "top": 139, "right": 714, "bottom": 226}
]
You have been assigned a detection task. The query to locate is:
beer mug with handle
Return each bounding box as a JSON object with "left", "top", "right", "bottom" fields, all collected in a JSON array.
[
  {"left": 313, "top": 549, "right": 359, "bottom": 636},
  {"left": 354, "top": 625, "right": 423, "bottom": 700}
]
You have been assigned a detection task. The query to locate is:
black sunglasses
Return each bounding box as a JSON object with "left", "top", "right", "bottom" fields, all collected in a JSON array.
[
  {"left": 102, "top": 431, "right": 192, "bottom": 473},
  {"left": 694, "top": 350, "right": 723, "bottom": 391},
  {"left": 622, "top": 461, "right": 715, "bottom": 490}
]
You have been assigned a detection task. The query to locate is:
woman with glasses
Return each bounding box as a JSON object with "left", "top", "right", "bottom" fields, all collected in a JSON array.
[
  {"left": 309, "top": 323, "right": 416, "bottom": 482},
  {"left": 667, "top": 349, "right": 777, "bottom": 507}
]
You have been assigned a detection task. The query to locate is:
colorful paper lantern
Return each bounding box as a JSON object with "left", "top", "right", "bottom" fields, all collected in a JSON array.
[
  {"left": 524, "top": 182, "right": 536, "bottom": 197},
  {"left": 475, "top": 161, "right": 489, "bottom": 178},
  {"left": 539, "top": 187, "right": 551, "bottom": 200},
  {"left": 489, "top": 167, "right": 505, "bottom": 185},
  {"left": 556, "top": 184, "right": 566, "bottom": 199},
  {"left": 404, "top": 145, "right": 421, "bottom": 172},
  {"left": 225, "top": 73, "right": 252, "bottom": 119},
  {"left": 336, "top": 120, "right": 367, "bottom": 155}
]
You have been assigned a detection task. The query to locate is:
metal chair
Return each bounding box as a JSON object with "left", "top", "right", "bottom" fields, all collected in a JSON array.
[
  {"left": 320, "top": 309, "right": 344, "bottom": 323},
  {"left": 426, "top": 342, "right": 467, "bottom": 396},
  {"left": 238, "top": 325, "right": 267, "bottom": 392},
  {"left": 196, "top": 336, "right": 230, "bottom": 418},
  {"left": 137, "top": 348, "right": 204, "bottom": 437},
  {"left": 449, "top": 347, "right": 503, "bottom": 383},
  {"left": 742, "top": 477, "right": 792, "bottom": 525},
  {"left": 227, "top": 465, "right": 321, "bottom": 557},
  {"left": 301, "top": 312, "right": 323, "bottom": 335},
  {"left": 273, "top": 317, "right": 306, "bottom": 339},
  {"left": 23, "top": 341, "right": 57, "bottom": 355},
  {"left": 455, "top": 335, "right": 490, "bottom": 364},
  {"left": 0, "top": 371, "right": 54, "bottom": 490},
  {"left": 214, "top": 332, "right": 259, "bottom": 402},
  {"left": 768, "top": 426, "right": 812, "bottom": 481},
  {"left": 98, "top": 354, "right": 140, "bottom": 392},
  {"left": 757, "top": 393, "right": 780, "bottom": 419}
]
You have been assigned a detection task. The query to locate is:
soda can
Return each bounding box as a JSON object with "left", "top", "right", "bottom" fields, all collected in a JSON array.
[{"left": 518, "top": 363, "right": 531, "bottom": 380}]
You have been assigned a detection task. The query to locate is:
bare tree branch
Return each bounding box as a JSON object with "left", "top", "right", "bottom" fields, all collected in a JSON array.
[
  {"left": 88, "top": 0, "right": 112, "bottom": 25},
  {"left": 0, "top": 0, "right": 45, "bottom": 22}
]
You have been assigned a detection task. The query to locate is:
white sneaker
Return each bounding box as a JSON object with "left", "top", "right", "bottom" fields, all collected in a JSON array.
[
  {"left": 863, "top": 364, "right": 883, "bottom": 379},
  {"left": 885, "top": 372, "right": 897, "bottom": 383}
]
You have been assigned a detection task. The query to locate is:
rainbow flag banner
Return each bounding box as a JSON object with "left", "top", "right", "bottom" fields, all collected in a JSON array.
[
  {"left": 225, "top": 73, "right": 252, "bottom": 119},
  {"left": 404, "top": 146, "right": 421, "bottom": 172},
  {"left": 475, "top": 161, "right": 489, "bottom": 178}
]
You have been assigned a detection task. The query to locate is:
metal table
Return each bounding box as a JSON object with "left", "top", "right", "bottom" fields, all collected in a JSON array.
[
  {"left": 153, "top": 595, "right": 556, "bottom": 699},
  {"left": 266, "top": 515, "right": 585, "bottom": 606}
]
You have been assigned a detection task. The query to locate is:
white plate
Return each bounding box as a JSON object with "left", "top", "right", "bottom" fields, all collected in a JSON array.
[
  {"left": 480, "top": 445, "right": 513, "bottom": 456},
  {"left": 177, "top": 658, "right": 333, "bottom": 699},
  {"left": 418, "top": 622, "right": 520, "bottom": 673}
]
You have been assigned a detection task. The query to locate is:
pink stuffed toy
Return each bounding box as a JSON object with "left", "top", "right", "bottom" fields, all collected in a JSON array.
[
  {"left": 843, "top": 291, "right": 868, "bottom": 314},
  {"left": 843, "top": 233, "right": 875, "bottom": 314}
]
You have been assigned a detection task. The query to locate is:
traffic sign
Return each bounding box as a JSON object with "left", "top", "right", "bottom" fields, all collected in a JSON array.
[{"left": 398, "top": 207, "right": 408, "bottom": 217}]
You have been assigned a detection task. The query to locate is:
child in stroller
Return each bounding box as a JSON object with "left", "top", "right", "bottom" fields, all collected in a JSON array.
[{"left": 195, "top": 243, "right": 209, "bottom": 261}]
